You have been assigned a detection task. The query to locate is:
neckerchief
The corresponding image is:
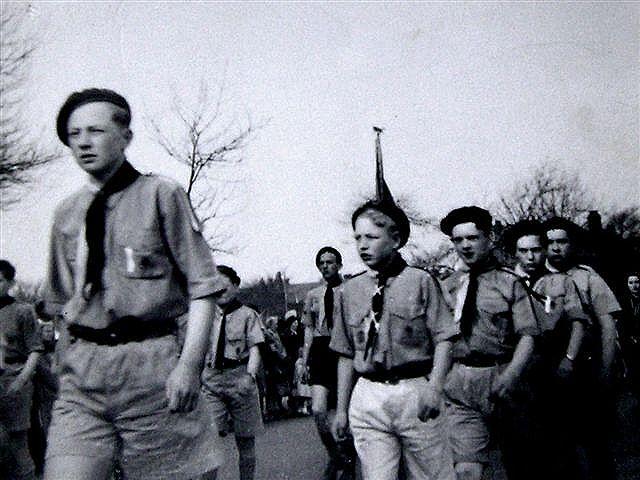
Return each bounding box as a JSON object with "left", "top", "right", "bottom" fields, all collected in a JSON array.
[
  {"left": 0, "top": 296, "right": 15, "bottom": 310},
  {"left": 459, "top": 256, "right": 499, "bottom": 339},
  {"left": 214, "top": 299, "right": 243, "bottom": 369},
  {"left": 84, "top": 161, "right": 141, "bottom": 297},
  {"left": 363, "top": 254, "right": 407, "bottom": 360},
  {"left": 323, "top": 276, "right": 342, "bottom": 331}
]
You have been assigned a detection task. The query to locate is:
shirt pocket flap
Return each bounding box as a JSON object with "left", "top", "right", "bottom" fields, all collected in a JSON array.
[{"left": 119, "top": 246, "right": 168, "bottom": 279}]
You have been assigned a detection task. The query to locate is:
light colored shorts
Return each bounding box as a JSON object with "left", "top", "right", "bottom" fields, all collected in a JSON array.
[
  {"left": 201, "top": 364, "right": 263, "bottom": 438},
  {"left": 45, "top": 335, "right": 223, "bottom": 480},
  {"left": 349, "top": 376, "right": 454, "bottom": 480},
  {"left": 443, "top": 363, "right": 505, "bottom": 464}
]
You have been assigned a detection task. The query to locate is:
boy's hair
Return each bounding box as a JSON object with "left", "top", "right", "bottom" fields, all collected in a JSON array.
[
  {"left": 542, "top": 217, "right": 582, "bottom": 242},
  {"left": 217, "top": 265, "right": 241, "bottom": 286},
  {"left": 502, "top": 220, "right": 546, "bottom": 254},
  {"left": 315, "top": 246, "right": 342, "bottom": 266},
  {"left": 0, "top": 259, "right": 16, "bottom": 281}
]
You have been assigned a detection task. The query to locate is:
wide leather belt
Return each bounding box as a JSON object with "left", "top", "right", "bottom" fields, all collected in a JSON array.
[
  {"left": 207, "top": 357, "right": 249, "bottom": 370},
  {"left": 361, "top": 360, "right": 433, "bottom": 385},
  {"left": 68, "top": 316, "right": 177, "bottom": 346},
  {"left": 456, "top": 353, "right": 510, "bottom": 368}
]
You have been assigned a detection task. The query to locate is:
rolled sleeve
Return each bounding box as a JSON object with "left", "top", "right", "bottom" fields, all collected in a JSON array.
[
  {"left": 424, "top": 274, "right": 459, "bottom": 344},
  {"left": 329, "top": 289, "right": 354, "bottom": 358},
  {"left": 246, "top": 309, "right": 265, "bottom": 348},
  {"left": 159, "top": 185, "right": 223, "bottom": 300},
  {"left": 512, "top": 280, "right": 540, "bottom": 337},
  {"left": 301, "top": 291, "right": 314, "bottom": 328},
  {"left": 43, "top": 222, "right": 74, "bottom": 315},
  {"left": 563, "top": 278, "right": 591, "bottom": 326},
  {"left": 589, "top": 274, "right": 621, "bottom": 317}
]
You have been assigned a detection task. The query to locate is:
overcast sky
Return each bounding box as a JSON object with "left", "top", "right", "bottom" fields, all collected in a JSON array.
[{"left": 1, "top": 1, "right": 638, "bottom": 285}]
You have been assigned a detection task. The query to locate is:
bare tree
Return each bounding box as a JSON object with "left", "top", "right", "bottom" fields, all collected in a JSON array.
[
  {"left": 493, "top": 162, "right": 594, "bottom": 225},
  {"left": 147, "top": 80, "right": 260, "bottom": 253},
  {"left": 604, "top": 206, "right": 640, "bottom": 241},
  {"left": 0, "top": 3, "right": 58, "bottom": 208}
]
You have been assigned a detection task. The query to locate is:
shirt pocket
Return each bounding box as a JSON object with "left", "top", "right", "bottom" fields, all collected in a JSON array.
[
  {"left": 390, "top": 307, "right": 429, "bottom": 348},
  {"left": 226, "top": 329, "right": 247, "bottom": 359},
  {"left": 477, "top": 295, "right": 510, "bottom": 341},
  {"left": 347, "top": 308, "right": 370, "bottom": 352}
]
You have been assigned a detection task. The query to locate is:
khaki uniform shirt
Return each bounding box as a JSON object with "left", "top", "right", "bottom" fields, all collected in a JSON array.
[
  {"left": 302, "top": 284, "right": 339, "bottom": 338},
  {"left": 441, "top": 267, "right": 539, "bottom": 360},
  {"left": 0, "top": 300, "right": 44, "bottom": 374},
  {"left": 44, "top": 174, "right": 222, "bottom": 328},
  {"left": 206, "top": 304, "right": 265, "bottom": 366},
  {"left": 533, "top": 272, "right": 590, "bottom": 335},
  {"left": 330, "top": 266, "right": 458, "bottom": 374}
]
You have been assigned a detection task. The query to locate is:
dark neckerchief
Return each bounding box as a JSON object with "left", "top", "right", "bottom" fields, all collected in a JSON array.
[
  {"left": 324, "top": 275, "right": 342, "bottom": 331},
  {"left": 460, "top": 256, "right": 499, "bottom": 338},
  {"left": 0, "top": 295, "right": 15, "bottom": 309},
  {"left": 214, "top": 299, "right": 243, "bottom": 369},
  {"left": 84, "top": 160, "right": 141, "bottom": 297},
  {"left": 364, "top": 254, "right": 407, "bottom": 359}
]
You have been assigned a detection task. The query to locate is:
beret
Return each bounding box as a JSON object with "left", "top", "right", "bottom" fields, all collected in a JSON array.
[
  {"left": 502, "top": 219, "right": 545, "bottom": 254},
  {"left": 440, "top": 206, "right": 492, "bottom": 236},
  {"left": 352, "top": 200, "right": 411, "bottom": 247},
  {"left": 56, "top": 88, "right": 131, "bottom": 146},
  {"left": 315, "top": 246, "right": 342, "bottom": 266}
]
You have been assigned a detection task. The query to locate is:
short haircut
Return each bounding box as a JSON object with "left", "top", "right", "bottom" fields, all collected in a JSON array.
[
  {"left": 440, "top": 206, "right": 493, "bottom": 237},
  {"left": 502, "top": 220, "right": 546, "bottom": 254},
  {"left": 627, "top": 271, "right": 640, "bottom": 280},
  {"left": 315, "top": 246, "right": 342, "bottom": 266},
  {"left": 351, "top": 200, "right": 410, "bottom": 247},
  {"left": 542, "top": 217, "right": 581, "bottom": 242},
  {"left": 217, "top": 265, "right": 241, "bottom": 286},
  {"left": 0, "top": 259, "right": 16, "bottom": 282}
]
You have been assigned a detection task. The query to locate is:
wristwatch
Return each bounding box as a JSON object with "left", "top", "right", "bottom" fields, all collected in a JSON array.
[{"left": 565, "top": 352, "right": 576, "bottom": 362}]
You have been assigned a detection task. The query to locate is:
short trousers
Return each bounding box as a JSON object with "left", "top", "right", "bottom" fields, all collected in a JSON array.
[
  {"left": 201, "top": 364, "right": 263, "bottom": 438},
  {"left": 443, "top": 362, "right": 506, "bottom": 464},
  {"left": 45, "top": 335, "right": 223, "bottom": 480},
  {"left": 309, "top": 336, "right": 338, "bottom": 390},
  {"left": 0, "top": 371, "right": 33, "bottom": 432}
]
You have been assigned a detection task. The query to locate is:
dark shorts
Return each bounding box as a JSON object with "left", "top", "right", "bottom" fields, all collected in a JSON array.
[
  {"left": 309, "top": 336, "right": 338, "bottom": 392},
  {"left": 0, "top": 371, "right": 33, "bottom": 432}
]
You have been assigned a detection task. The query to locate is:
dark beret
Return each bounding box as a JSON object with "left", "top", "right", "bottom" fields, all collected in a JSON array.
[
  {"left": 56, "top": 88, "right": 131, "bottom": 146},
  {"left": 217, "top": 265, "right": 241, "bottom": 286},
  {"left": 315, "top": 246, "right": 342, "bottom": 266},
  {"left": 542, "top": 217, "right": 582, "bottom": 240},
  {"left": 352, "top": 200, "right": 411, "bottom": 247},
  {"left": 502, "top": 219, "right": 545, "bottom": 254},
  {"left": 440, "top": 206, "right": 492, "bottom": 236}
]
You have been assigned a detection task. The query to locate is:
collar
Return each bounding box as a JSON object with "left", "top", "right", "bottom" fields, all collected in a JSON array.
[
  {"left": 222, "top": 299, "right": 243, "bottom": 316},
  {"left": 325, "top": 276, "right": 342, "bottom": 289},
  {"left": 545, "top": 259, "right": 569, "bottom": 274},
  {"left": 514, "top": 264, "right": 530, "bottom": 279},
  {"left": 367, "top": 254, "right": 407, "bottom": 281}
]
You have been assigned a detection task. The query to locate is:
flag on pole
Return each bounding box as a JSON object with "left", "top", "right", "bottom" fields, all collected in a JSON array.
[{"left": 374, "top": 126, "right": 395, "bottom": 205}]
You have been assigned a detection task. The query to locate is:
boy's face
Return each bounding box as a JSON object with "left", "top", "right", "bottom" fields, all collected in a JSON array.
[
  {"left": 317, "top": 252, "right": 341, "bottom": 281},
  {"left": 450, "top": 222, "right": 492, "bottom": 267},
  {"left": 0, "top": 272, "right": 13, "bottom": 297},
  {"left": 628, "top": 275, "right": 640, "bottom": 297},
  {"left": 354, "top": 214, "right": 400, "bottom": 271},
  {"left": 215, "top": 274, "right": 239, "bottom": 307},
  {"left": 546, "top": 229, "right": 572, "bottom": 267},
  {"left": 515, "top": 235, "right": 545, "bottom": 275},
  {"left": 66, "top": 102, "right": 131, "bottom": 181}
]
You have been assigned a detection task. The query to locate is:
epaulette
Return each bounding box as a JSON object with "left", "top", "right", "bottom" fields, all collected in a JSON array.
[
  {"left": 345, "top": 270, "right": 367, "bottom": 280},
  {"left": 496, "top": 266, "right": 520, "bottom": 277}
]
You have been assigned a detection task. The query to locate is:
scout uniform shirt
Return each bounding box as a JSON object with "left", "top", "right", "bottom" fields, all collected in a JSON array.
[
  {"left": 0, "top": 297, "right": 44, "bottom": 374},
  {"left": 203, "top": 303, "right": 265, "bottom": 376},
  {"left": 303, "top": 283, "right": 340, "bottom": 338},
  {"left": 44, "top": 173, "right": 221, "bottom": 328},
  {"left": 440, "top": 261, "right": 539, "bottom": 362},
  {"left": 330, "top": 266, "right": 458, "bottom": 374}
]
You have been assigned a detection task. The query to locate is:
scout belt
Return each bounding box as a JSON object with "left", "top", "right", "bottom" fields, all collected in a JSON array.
[
  {"left": 68, "top": 316, "right": 177, "bottom": 346},
  {"left": 361, "top": 360, "right": 433, "bottom": 384},
  {"left": 456, "top": 352, "right": 511, "bottom": 368},
  {"left": 207, "top": 357, "right": 249, "bottom": 370}
]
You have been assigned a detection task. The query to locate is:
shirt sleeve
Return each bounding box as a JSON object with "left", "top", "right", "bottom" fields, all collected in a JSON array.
[
  {"left": 301, "top": 291, "right": 314, "bottom": 328},
  {"left": 424, "top": 274, "right": 459, "bottom": 344},
  {"left": 20, "top": 305, "right": 44, "bottom": 355},
  {"left": 512, "top": 277, "right": 540, "bottom": 337},
  {"left": 589, "top": 273, "right": 622, "bottom": 317},
  {"left": 562, "top": 277, "right": 591, "bottom": 325},
  {"left": 329, "top": 288, "right": 354, "bottom": 358},
  {"left": 159, "top": 184, "right": 224, "bottom": 300},
  {"left": 246, "top": 309, "right": 265, "bottom": 348},
  {"left": 43, "top": 220, "right": 74, "bottom": 315}
]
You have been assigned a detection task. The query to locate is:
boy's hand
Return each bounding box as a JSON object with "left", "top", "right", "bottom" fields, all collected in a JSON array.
[{"left": 166, "top": 362, "right": 200, "bottom": 413}]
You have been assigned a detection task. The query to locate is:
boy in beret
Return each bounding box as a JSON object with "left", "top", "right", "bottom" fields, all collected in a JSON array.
[
  {"left": 0, "top": 259, "right": 43, "bottom": 480},
  {"left": 201, "top": 266, "right": 264, "bottom": 480},
  {"left": 439, "top": 207, "right": 539, "bottom": 480},
  {"left": 43, "top": 88, "right": 224, "bottom": 480},
  {"left": 542, "top": 217, "right": 620, "bottom": 480},
  {"left": 330, "top": 200, "right": 456, "bottom": 480}
]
